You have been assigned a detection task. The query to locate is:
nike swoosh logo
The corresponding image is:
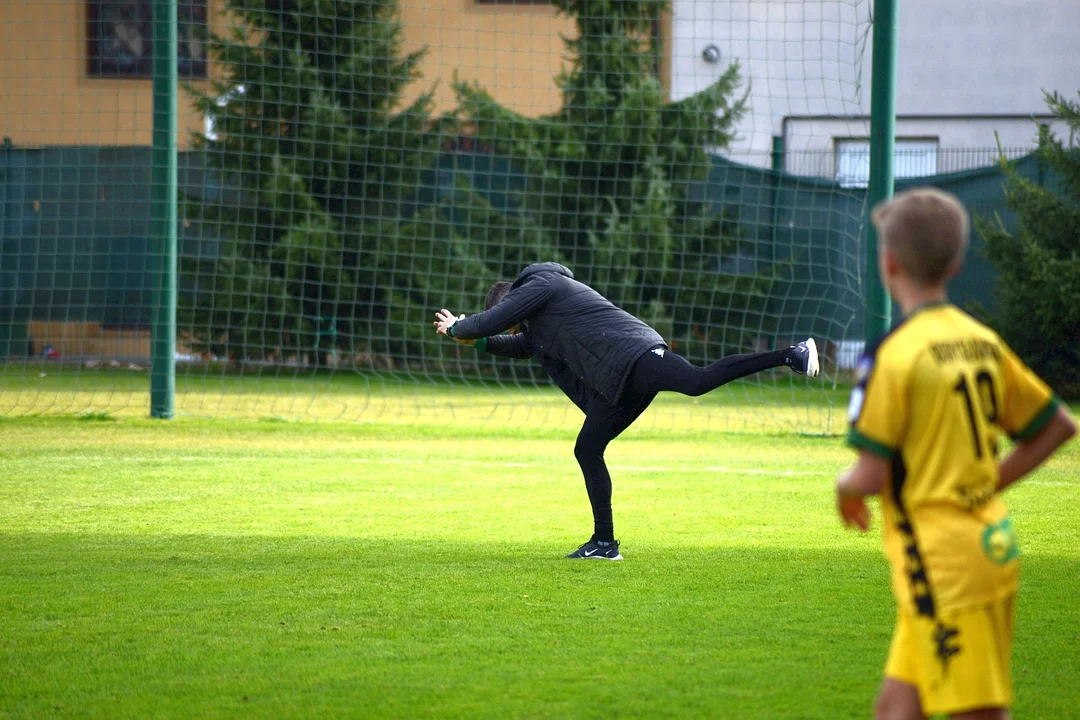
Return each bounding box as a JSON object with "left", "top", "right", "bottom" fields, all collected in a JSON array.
[{"left": 584, "top": 548, "right": 599, "bottom": 557}]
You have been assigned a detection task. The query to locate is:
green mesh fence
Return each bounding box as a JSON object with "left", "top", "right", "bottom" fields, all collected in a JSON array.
[{"left": 0, "top": 0, "right": 1045, "bottom": 431}]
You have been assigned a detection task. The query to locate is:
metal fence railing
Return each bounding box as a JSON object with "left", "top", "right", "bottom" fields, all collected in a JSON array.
[{"left": 781, "top": 145, "right": 1036, "bottom": 184}]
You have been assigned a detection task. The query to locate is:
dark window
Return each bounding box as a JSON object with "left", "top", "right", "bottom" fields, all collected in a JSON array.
[{"left": 88, "top": 0, "right": 207, "bottom": 79}]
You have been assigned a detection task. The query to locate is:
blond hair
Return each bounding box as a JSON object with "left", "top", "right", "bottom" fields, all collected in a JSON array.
[{"left": 871, "top": 187, "right": 970, "bottom": 286}]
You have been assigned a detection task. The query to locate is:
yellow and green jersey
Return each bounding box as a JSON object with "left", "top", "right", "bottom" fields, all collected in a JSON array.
[{"left": 848, "top": 303, "right": 1059, "bottom": 616}]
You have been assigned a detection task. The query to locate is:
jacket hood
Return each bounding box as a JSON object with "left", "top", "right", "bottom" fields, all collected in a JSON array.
[{"left": 513, "top": 262, "right": 573, "bottom": 288}]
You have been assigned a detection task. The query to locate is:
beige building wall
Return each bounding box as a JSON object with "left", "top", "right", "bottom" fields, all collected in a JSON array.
[
  {"left": 0, "top": 0, "right": 573, "bottom": 150},
  {"left": 1, "top": 0, "right": 214, "bottom": 148},
  {"left": 402, "top": 2, "right": 571, "bottom": 119}
]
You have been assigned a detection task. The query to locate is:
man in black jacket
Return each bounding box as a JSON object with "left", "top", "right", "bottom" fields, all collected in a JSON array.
[{"left": 433, "top": 262, "right": 818, "bottom": 560}]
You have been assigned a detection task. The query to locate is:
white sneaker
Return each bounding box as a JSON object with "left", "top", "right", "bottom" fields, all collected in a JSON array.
[{"left": 785, "top": 337, "right": 819, "bottom": 377}]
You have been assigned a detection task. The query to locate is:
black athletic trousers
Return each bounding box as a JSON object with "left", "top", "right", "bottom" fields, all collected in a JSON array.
[{"left": 575, "top": 347, "right": 786, "bottom": 542}]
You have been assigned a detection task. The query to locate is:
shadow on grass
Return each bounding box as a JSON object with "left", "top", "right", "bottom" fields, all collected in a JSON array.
[{"left": 1, "top": 534, "right": 1077, "bottom": 719}]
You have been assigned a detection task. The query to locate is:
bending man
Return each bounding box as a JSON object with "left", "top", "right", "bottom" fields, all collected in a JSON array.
[{"left": 434, "top": 262, "right": 818, "bottom": 560}]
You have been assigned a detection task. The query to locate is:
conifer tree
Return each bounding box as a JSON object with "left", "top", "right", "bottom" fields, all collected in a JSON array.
[
  {"left": 183, "top": 0, "right": 490, "bottom": 365},
  {"left": 454, "top": 0, "right": 773, "bottom": 360},
  {"left": 976, "top": 90, "right": 1080, "bottom": 396}
]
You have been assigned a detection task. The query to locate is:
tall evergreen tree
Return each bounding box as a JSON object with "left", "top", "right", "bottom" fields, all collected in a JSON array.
[
  {"left": 183, "top": 0, "right": 490, "bottom": 365},
  {"left": 976, "top": 90, "right": 1080, "bottom": 396},
  {"left": 454, "top": 0, "right": 772, "bottom": 361}
]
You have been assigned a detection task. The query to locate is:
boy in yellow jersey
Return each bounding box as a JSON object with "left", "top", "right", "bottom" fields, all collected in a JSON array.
[{"left": 838, "top": 187, "right": 1076, "bottom": 720}]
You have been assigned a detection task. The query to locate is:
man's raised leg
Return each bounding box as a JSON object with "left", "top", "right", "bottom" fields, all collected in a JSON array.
[{"left": 627, "top": 339, "right": 818, "bottom": 398}]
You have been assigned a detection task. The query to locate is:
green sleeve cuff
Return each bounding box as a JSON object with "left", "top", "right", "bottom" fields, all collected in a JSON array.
[
  {"left": 846, "top": 428, "right": 896, "bottom": 459},
  {"left": 474, "top": 337, "right": 488, "bottom": 353},
  {"left": 1011, "top": 396, "right": 1061, "bottom": 441}
]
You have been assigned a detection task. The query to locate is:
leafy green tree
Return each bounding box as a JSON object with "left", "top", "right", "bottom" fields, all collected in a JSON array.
[
  {"left": 182, "top": 0, "right": 492, "bottom": 365},
  {"left": 976, "top": 90, "right": 1080, "bottom": 396},
  {"left": 454, "top": 0, "right": 773, "bottom": 361}
]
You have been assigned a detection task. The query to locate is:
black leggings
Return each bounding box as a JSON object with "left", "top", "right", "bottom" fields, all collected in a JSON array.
[{"left": 575, "top": 347, "right": 785, "bottom": 541}]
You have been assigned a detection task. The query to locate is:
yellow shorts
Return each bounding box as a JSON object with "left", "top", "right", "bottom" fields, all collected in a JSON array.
[{"left": 885, "top": 595, "right": 1015, "bottom": 716}]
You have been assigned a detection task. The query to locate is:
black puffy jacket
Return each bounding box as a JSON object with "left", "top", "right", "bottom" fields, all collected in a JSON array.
[{"left": 451, "top": 263, "right": 665, "bottom": 409}]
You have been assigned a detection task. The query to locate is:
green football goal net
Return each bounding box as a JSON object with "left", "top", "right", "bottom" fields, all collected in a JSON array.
[{"left": 0, "top": 0, "right": 879, "bottom": 433}]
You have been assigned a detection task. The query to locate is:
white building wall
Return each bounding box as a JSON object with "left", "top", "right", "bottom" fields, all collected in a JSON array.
[{"left": 671, "top": 0, "right": 1077, "bottom": 174}]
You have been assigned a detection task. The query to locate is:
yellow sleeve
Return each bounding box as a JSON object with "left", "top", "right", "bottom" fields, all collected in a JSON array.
[
  {"left": 999, "top": 345, "right": 1058, "bottom": 440},
  {"left": 847, "top": 345, "right": 909, "bottom": 459}
]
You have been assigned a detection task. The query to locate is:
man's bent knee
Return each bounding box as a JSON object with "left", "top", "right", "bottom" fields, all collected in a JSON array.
[
  {"left": 685, "top": 382, "right": 708, "bottom": 398},
  {"left": 574, "top": 439, "right": 605, "bottom": 464}
]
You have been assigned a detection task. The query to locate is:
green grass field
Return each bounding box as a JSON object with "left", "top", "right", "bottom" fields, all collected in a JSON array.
[
  {"left": 2, "top": 392, "right": 1078, "bottom": 718},
  {"left": 0, "top": 365, "right": 850, "bottom": 434}
]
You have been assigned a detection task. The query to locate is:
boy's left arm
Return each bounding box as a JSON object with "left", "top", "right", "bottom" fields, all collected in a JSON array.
[{"left": 996, "top": 345, "right": 1076, "bottom": 491}]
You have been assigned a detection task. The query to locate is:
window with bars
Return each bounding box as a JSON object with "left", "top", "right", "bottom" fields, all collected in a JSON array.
[
  {"left": 87, "top": 0, "right": 208, "bottom": 79},
  {"left": 835, "top": 139, "right": 939, "bottom": 188}
]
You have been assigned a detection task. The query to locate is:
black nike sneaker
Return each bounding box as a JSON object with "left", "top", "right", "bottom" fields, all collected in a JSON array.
[
  {"left": 565, "top": 539, "right": 623, "bottom": 560},
  {"left": 784, "top": 337, "right": 820, "bottom": 377}
]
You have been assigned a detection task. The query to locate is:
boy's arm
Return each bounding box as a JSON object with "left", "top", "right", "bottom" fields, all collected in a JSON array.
[
  {"left": 842, "top": 344, "right": 908, "bottom": 533},
  {"left": 998, "top": 406, "right": 1076, "bottom": 492},
  {"left": 836, "top": 451, "right": 889, "bottom": 532},
  {"left": 996, "top": 341, "right": 1076, "bottom": 491}
]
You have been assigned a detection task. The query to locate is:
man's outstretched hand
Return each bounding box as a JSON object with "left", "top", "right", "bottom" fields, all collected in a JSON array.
[{"left": 433, "top": 309, "right": 475, "bottom": 346}]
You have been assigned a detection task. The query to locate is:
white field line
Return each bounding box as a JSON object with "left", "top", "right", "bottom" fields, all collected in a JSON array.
[
  {"left": 21, "top": 455, "right": 1077, "bottom": 486},
  {"left": 31, "top": 455, "right": 827, "bottom": 476}
]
